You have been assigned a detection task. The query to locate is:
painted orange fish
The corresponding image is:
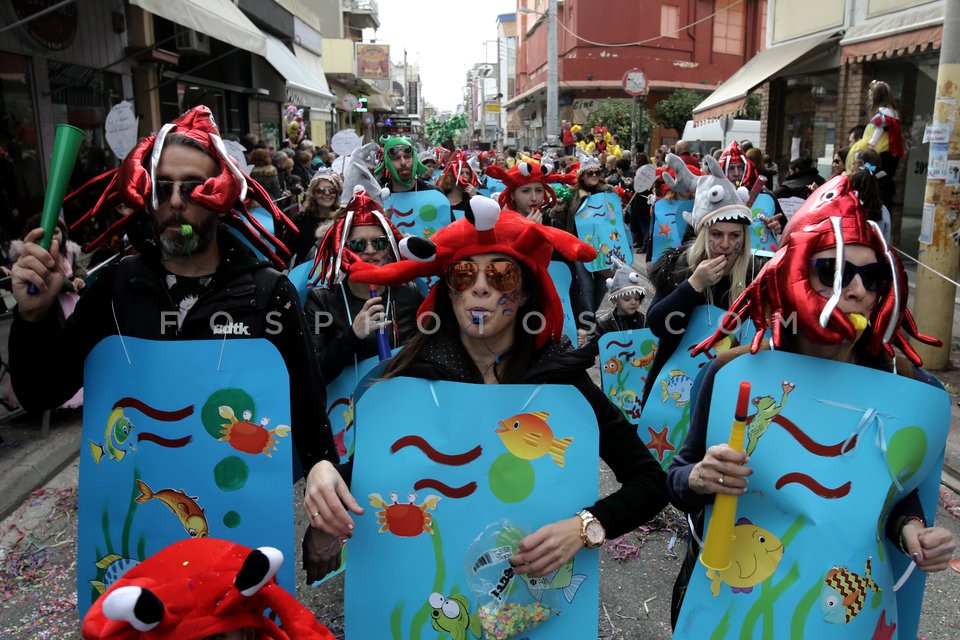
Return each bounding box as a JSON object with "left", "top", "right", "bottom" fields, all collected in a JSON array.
[
  {"left": 603, "top": 357, "right": 623, "bottom": 374},
  {"left": 135, "top": 479, "right": 209, "bottom": 538},
  {"left": 495, "top": 412, "right": 573, "bottom": 467},
  {"left": 821, "top": 557, "right": 879, "bottom": 624}
]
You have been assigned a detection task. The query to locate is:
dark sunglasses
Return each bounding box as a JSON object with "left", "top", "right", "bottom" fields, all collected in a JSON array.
[
  {"left": 810, "top": 258, "right": 890, "bottom": 292},
  {"left": 446, "top": 260, "right": 522, "bottom": 293},
  {"left": 153, "top": 179, "right": 204, "bottom": 204},
  {"left": 315, "top": 187, "right": 338, "bottom": 196},
  {"left": 386, "top": 144, "right": 414, "bottom": 159},
  {"left": 582, "top": 170, "right": 601, "bottom": 177},
  {"left": 346, "top": 236, "right": 391, "bottom": 253}
]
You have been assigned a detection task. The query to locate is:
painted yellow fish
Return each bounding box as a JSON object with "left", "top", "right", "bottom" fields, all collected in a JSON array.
[
  {"left": 821, "top": 557, "right": 879, "bottom": 624},
  {"left": 135, "top": 479, "right": 208, "bottom": 538},
  {"left": 705, "top": 517, "right": 783, "bottom": 596},
  {"left": 428, "top": 592, "right": 482, "bottom": 640},
  {"left": 495, "top": 411, "right": 573, "bottom": 467},
  {"left": 90, "top": 407, "right": 135, "bottom": 464}
]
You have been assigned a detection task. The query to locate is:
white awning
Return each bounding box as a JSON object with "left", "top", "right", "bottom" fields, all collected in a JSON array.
[
  {"left": 130, "top": 0, "right": 266, "bottom": 56},
  {"left": 693, "top": 32, "right": 837, "bottom": 123},
  {"left": 840, "top": 6, "right": 943, "bottom": 63},
  {"left": 263, "top": 34, "right": 334, "bottom": 110}
]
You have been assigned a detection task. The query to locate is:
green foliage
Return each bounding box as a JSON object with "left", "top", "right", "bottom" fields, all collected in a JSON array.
[
  {"left": 424, "top": 113, "right": 468, "bottom": 147},
  {"left": 654, "top": 89, "right": 707, "bottom": 133},
  {"left": 745, "top": 93, "right": 763, "bottom": 120},
  {"left": 584, "top": 100, "right": 655, "bottom": 148}
]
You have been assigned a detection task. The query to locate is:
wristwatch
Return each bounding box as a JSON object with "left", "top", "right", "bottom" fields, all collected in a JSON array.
[{"left": 576, "top": 510, "right": 606, "bottom": 549}]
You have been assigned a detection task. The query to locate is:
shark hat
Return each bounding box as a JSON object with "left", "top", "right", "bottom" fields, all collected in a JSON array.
[
  {"left": 606, "top": 261, "right": 646, "bottom": 302},
  {"left": 680, "top": 154, "right": 753, "bottom": 233}
]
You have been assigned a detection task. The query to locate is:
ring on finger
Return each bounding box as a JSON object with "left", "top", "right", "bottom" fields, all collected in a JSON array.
[
  {"left": 717, "top": 475, "right": 724, "bottom": 485},
  {"left": 311, "top": 511, "right": 321, "bottom": 519}
]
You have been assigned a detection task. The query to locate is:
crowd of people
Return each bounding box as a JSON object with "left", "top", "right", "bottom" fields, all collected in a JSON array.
[{"left": 3, "top": 84, "right": 955, "bottom": 638}]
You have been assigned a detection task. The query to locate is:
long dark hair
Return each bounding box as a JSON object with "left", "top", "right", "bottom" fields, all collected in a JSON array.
[{"left": 383, "top": 261, "right": 540, "bottom": 383}]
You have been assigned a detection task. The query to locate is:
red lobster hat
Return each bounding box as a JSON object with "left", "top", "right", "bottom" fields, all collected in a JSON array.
[
  {"left": 350, "top": 195, "right": 597, "bottom": 347},
  {"left": 692, "top": 174, "right": 938, "bottom": 365},
  {"left": 66, "top": 106, "right": 296, "bottom": 268},
  {"left": 308, "top": 185, "right": 403, "bottom": 287},
  {"left": 81, "top": 538, "right": 334, "bottom": 640},
  {"left": 484, "top": 160, "right": 563, "bottom": 210},
  {"left": 436, "top": 149, "right": 481, "bottom": 189},
  {"left": 718, "top": 140, "right": 758, "bottom": 189}
]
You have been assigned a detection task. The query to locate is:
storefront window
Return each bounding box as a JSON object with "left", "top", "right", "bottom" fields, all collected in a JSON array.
[
  {"left": 0, "top": 52, "right": 41, "bottom": 244},
  {"left": 775, "top": 73, "right": 839, "bottom": 176}
]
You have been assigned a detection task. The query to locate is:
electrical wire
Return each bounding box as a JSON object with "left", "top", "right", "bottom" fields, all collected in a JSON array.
[{"left": 538, "top": 0, "right": 746, "bottom": 49}]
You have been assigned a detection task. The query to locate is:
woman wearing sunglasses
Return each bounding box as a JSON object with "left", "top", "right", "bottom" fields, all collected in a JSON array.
[
  {"left": 304, "top": 187, "right": 424, "bottom": 385},
  {"left": 302, "top": 196, "right": 669, "bottom": 582},
  {"left": 281, "top": 169, "right": 343, "bottom": 266},
  {"left": 665, "top": 175, "right": 954, "bottom": 633}
]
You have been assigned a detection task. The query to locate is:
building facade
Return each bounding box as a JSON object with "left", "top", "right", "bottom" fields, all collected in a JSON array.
[
  {"left": 508, "top": 0, "right": 767, "bottom": 150},
  {"left": 695, "top": 0, "right": 943, "bottom": 245}
]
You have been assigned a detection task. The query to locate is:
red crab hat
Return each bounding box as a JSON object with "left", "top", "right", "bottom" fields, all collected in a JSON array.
[
  {"left": 691, "top": 174, "right": 939, "bottom": 365},
  {"left": 81, "top": 538, "right": 334, "bottom": 640},
  {"left": 65, "top": 105, "right": 296, "bottom": 268},
  {"left": 308, "top": 185, "right": 404, "bottom": 287},
  {"left": 484, "top": 161, "right": 562, "bottom": 210},
  {"left": 350, "top": 195, "right": 597, "bottom": 347},
  {"left": 718, "top": 140, "right": 758, "bottom": 189},
  {"left": 437, "top": 149, "right": 481, "bottom": 188}
]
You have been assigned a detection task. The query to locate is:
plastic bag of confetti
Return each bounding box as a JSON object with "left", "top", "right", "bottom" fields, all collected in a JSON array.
[{"left": 464, "top": 520, "right": 561, "bottom": 639}]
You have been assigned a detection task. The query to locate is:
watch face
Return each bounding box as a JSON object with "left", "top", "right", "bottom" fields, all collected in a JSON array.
[{"left": 585, "top": 521, "right": 605, "bottom": 544}]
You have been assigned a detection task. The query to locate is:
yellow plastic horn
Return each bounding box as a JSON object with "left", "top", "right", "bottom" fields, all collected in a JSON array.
[{"left": 700, "top": 380, "right": 751, "bottom": 571}]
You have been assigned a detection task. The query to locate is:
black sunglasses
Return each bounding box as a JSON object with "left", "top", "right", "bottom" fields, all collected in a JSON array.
[
  {"left": 582, "top": 170, "right": 601, "bottom": 177},
  {"left": 347, "top": 236, "right": 391, "bottom": 253},
  {"left": 810, "top": 258, "right": 890, "bottom": 292},
  {"left": 153, "top": 179, "right": 204, "bottom": 204},
  {"left": 386, "top": 144, "right": 414, "bottom": 159}
]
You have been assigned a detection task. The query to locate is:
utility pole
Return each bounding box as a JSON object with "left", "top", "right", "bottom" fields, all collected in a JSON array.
[
  {"left": 545, "top": 0, "right": 558, "bottom": 147},
  {"left": 914, "top": 0, "right": 960, "bottom": 369}
]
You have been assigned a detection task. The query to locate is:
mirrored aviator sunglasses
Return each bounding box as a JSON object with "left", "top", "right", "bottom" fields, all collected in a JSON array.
[
  {"left": 810, "top": 258, "right": 891, "bottom": 292},
  {"left": 386, "top": 144, "right": 414, "bottom": 159},
  {"left": 346, "top": 236, "right": 391, "bottom": 253},
  {"left": 445, "top": 261, "right": 522, "bottom": 293}
]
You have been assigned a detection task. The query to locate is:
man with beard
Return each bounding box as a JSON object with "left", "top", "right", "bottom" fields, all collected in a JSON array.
[
  {"left": 375, "top": 136, "right": 436, "bottom": 193},
  {"left": 8, "top": 108, "right": 341, "bottom": 579}
]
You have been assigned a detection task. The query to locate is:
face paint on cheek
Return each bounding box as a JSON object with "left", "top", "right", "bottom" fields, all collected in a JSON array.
[
  {"left": 708, "top": 240, "right": 719, "bottom": 254},
  {"left": 733, "top": 241, "right": 743, "bottom": 254}
]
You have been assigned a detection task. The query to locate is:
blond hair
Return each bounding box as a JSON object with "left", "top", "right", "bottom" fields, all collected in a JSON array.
[{"left": 686, "top": 222, "right": 752, "bottom": 303}]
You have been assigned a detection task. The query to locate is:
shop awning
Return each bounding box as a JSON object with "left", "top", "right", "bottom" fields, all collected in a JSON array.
[
  {"left": 263, "top": 34, "right": 334, "bottom": 110},
  {"left": 130, "top": 0, "right": 266, "bottom": 56},
  {"left": 840, "top": 7, "right": 943, "bottom": 64},
  {"left": 693, "top": 32, "right": 837, "bottom": 123}
]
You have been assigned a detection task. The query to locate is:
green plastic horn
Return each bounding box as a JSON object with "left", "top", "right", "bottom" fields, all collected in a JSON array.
[{"left": 38, "top": 124, "right": 85, "bottom": 251}]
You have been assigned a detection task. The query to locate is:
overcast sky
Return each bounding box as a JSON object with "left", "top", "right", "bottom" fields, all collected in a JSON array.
[{"left": 364, "top": 0, "right": 517, "bottom": 113}]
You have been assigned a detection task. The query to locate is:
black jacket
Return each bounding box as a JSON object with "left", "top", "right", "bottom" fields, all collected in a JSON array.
[
  {"left": 393, "top": 334, "right": 668, "bottom": 539},
  {"left": 773, "top": 168, "right": 825, "bottom": 200},
  {"left": 9, "top": 228, "right": 337, "bottom": 475},
  {"left": 305, "top": 281, "right": 424, "bottom": 382}
]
